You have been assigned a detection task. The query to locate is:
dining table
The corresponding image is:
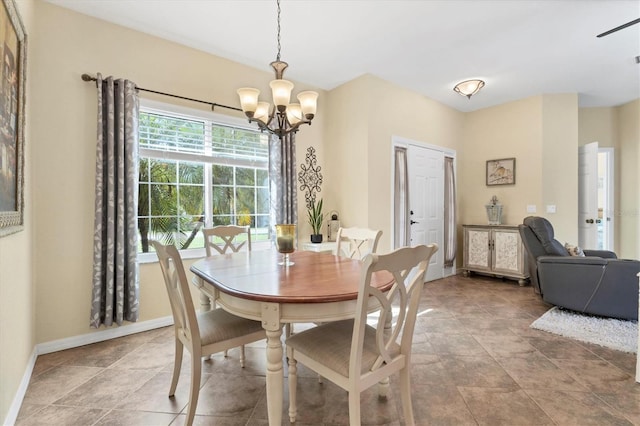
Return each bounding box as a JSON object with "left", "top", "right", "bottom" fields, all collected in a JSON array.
[{"left": 190, "top": 248, "right": 394, "bottom": 425}]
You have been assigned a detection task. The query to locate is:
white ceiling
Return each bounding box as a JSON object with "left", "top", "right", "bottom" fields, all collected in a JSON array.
[{"left": 47, "top": 0, "right": 640, "bottom": 112}]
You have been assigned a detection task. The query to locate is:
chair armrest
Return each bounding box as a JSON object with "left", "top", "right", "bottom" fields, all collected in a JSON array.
[
  {"left": 538, "top": 256, "right": 639, "bottom": 271},
  {"left": 602, "top": 258, "right": 640, "bottom": 272},
  {"left": 583, "top": 249, "right": 617, "bottom": 259},
  {"left": 537, "top": 256, "right": 606, "bottom": 266}
]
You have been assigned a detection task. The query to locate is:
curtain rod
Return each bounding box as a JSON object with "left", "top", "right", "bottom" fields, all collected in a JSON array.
[{"left": 81, "top": 73, "right": 242, "bottom": 113}]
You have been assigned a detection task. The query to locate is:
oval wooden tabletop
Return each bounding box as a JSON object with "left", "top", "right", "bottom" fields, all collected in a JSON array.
[{"left": 190, "top": 249, "right": 394, "bottom": 303}]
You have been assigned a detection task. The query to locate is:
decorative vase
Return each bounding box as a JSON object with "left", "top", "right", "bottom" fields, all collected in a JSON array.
[
  {"left": 310, "top": 234, "right": 323, "bottom": 243},
  {"left": 485, "top": 195, "right": 503, "bottom": 225},
  {"left": 275, "top": 224, "right": 296, "bottom": 266}
]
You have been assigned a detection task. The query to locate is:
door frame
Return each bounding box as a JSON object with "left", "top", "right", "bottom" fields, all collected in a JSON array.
[{"left": 391, "top": 136, "right": 457, "bottom": 277}]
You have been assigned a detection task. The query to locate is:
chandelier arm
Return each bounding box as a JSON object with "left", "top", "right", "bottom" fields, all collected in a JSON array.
[
  {"left": 265, "top": 108, "right": 277, "bottom": 128},
  {"left": 245, "top": 117, "right": 311, "bottom": 139}
]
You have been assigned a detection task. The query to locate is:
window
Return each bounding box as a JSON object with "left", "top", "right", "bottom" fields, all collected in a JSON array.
[{"left": 137, "top": 100, "right": 270, "bottom": 258}]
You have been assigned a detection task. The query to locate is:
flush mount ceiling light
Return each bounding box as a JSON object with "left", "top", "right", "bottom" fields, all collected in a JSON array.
[
  {"left": 237, "top": 0, "right": 318, "bottom": 140},
  {"left": 453, "top": 79, "right": 485, "bottom": 99}
]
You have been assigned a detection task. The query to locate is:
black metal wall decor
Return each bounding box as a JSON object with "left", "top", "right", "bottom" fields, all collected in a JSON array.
[{"left": 298, "top": 146, "right": 323, "bottom": 209}]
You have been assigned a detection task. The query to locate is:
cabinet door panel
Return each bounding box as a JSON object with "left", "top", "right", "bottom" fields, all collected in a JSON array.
[
  {"left": 493, "top": 229, "right": 522, "bottom": 274},
  {"left": 465, "top": 228, "right": 491, "bottom": 271}
]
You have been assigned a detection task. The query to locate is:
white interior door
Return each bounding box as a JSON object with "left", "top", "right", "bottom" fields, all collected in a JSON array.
[
  {"left": 407, "top": 145, "right": 443, "bottom": 281},
  {"left": 578, "top": 142, "right": 598, "bottom": 249}
]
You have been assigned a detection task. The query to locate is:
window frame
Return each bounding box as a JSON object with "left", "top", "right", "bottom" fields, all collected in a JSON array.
[{"left": 137, "top": 98, "right": 271, "bottom": 263}]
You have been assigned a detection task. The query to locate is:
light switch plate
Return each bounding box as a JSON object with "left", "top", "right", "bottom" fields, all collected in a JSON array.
[
  {"left": 546, "top": 205, "right": 556, "bottom": 213},
  {"left": 526, "top": 205, "right": 536, "bottom": 213}
]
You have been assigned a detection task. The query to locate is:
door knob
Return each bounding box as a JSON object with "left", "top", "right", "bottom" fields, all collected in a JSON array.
[
  {"left": 410, "top": 220, "right": 419, "bottom": 225},
  {"left": 586, "top": 219, "right": 594, "bottom": 224}
]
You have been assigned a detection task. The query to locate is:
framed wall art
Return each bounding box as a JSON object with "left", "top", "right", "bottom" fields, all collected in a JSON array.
[
  {"left": 486, "top": 158, "right": 515, "bottom": 186},
  {"left": 0, "top": 0, "right": 26, "bottom": 237}
]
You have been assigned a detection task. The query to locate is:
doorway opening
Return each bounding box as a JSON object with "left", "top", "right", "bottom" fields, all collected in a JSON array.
[
  {"left": 597, "top": 148, "right": 614, "bottom": 250},
  {"left": 578, "top": 142, "right": 614, "bottom": 251}
]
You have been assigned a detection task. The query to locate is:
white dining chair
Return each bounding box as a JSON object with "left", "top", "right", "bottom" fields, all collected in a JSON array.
[
  {"left": 286, "top": 243, "right": 438, "bottom": 425},
  {"left": 307, "top": 226, "right": 383, "bottom": 363},
  {"left": 151, "top": 240, "right": 266, "bottom": 426},
  {"left": 202, "top": 225, "right": 252, "bottom": 358},
  {"left": 335, "top": 226, "right": 383, "bottom": 260},
  {"left": 332, "top": 226, "right": 384, "bottom": 347},
  {"left": 202, "top": 225, "right": 251, "bottom": 256}
]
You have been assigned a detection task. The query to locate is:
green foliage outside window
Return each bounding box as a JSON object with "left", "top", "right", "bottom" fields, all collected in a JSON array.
[{"left": 137, "top": 110, "right": 270, "bottom": 253}]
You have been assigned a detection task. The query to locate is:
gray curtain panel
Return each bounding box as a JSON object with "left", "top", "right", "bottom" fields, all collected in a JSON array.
[
  {"left": 90, "top": 73, "right": 140, "bottom": 328},
  {"left": 444, "top": 156, "right": 457, "bottom": 267},
  {"left": 393, "top": 146, "right": 410, "bottom": 248},
  {"left": 269, "top": 133, "right": 298, "bottom": 234}
]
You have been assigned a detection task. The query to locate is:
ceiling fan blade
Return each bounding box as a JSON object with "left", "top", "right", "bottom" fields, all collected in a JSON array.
[{"left": 596, "top": 18, "right": 640, "bottom": 38}]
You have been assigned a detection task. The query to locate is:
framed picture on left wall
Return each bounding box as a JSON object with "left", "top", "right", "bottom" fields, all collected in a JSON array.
[{"left": 0, "top": 0, "right": 26, "bottom": 237}]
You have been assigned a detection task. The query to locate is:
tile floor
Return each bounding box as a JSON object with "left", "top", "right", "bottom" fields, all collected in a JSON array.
[{"left": 15, "top": 274, "right": 640, "bottom": 425}]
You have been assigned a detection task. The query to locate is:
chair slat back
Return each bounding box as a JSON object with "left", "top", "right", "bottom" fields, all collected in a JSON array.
[
  {"left": 151, "top": 240, "right": 200, "bottom": 349},
  {"left": 203, "top": 225, "right": 251, "bottom": 256},
  {"left": 351, "top": 244, "right": 438, "bottom": 374},
  {"left": 335, "top": 227, "right": 382, "bottom": 260}
]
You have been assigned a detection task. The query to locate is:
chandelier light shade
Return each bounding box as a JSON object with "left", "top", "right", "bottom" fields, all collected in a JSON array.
[
  {"left": 237, "top": 0, "right": 318, "bottom": 139},
  {"left": 453, "top": 79, "right": 485, "bottom": 99}
]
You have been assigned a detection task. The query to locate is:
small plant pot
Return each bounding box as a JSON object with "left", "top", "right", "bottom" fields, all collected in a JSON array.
[{"left": 310, "top": 234, "right": 323, "bottom": 244}]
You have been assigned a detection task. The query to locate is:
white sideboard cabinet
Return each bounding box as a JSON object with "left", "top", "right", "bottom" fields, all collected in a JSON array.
[{"left": 462, "top": 224, "right": 529, "bottom": 286}]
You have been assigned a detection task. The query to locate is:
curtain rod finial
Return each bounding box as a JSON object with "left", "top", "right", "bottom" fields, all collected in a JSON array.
[{"left": 81, "top": 73, "right": 95, "bottom": 82}]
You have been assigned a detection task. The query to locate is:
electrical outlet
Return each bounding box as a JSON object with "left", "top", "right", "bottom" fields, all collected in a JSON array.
[
  {"left": 526, "top": 205, "right": 536, "bottom": 213},
  {"left": 546, "top": 205, "right": 556, "bottom": 213}
]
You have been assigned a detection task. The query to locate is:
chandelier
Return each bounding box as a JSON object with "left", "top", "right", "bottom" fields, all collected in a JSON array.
[{"left": 237, "top": 0, "right": 318, "bottom": 140}]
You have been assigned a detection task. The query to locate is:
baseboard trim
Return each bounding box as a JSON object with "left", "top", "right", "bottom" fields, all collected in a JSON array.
[
  {"left": 36, "top": 316, "right": 174, "bottom": 355},
  {"left": 4, "top": 347, "right": 37, "bottom": 426},
  {"left": 4, "top": 317, "right": 174, "bottom": 425}
]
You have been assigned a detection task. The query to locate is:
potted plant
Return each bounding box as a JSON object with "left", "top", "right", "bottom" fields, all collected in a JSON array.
[{"left": 307, "top": 198, "right": 325, "bottom": 243}]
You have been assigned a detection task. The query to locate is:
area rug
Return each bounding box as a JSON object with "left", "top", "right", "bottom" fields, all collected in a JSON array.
[{"left": 530, "top": 307, "right": 638, "bottom": 353}]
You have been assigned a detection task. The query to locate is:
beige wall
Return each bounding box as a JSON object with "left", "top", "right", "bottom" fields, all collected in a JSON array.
[
  {"left": 461, "top": 94, "right": 579, "bottom": 244},
  {"left": 461, "top": 96, "right": 544, "bottom": 226},
  {"left": 366, "top": 77, "right": 463, "bottom": 252},
  {"left": 578, "top": 107, "right": 617, "bottom": 148},
  {"left": 325, "top": 74, "right": 463, "bottom": 252},
  {"left": 1, "top": 0, "right": 35, "bottom": 421},
  {"left": 541, "top": 94, "right": 579, "bottom": 243},
  {"left": 323, "top": 75, "right": 371, "bottom": 237},
  {"left": 617, "top": 100, "right": 639, "bottom": 259}
]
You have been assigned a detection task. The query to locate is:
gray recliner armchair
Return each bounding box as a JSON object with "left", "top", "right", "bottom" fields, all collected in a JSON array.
[{"left": 519, "top": 216, "right": 639, "bottom": 321}]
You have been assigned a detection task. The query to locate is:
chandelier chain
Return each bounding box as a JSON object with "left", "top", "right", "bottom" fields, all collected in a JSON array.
[{"left": 276, "top": 0, "right": 281, "bottom": 61}]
